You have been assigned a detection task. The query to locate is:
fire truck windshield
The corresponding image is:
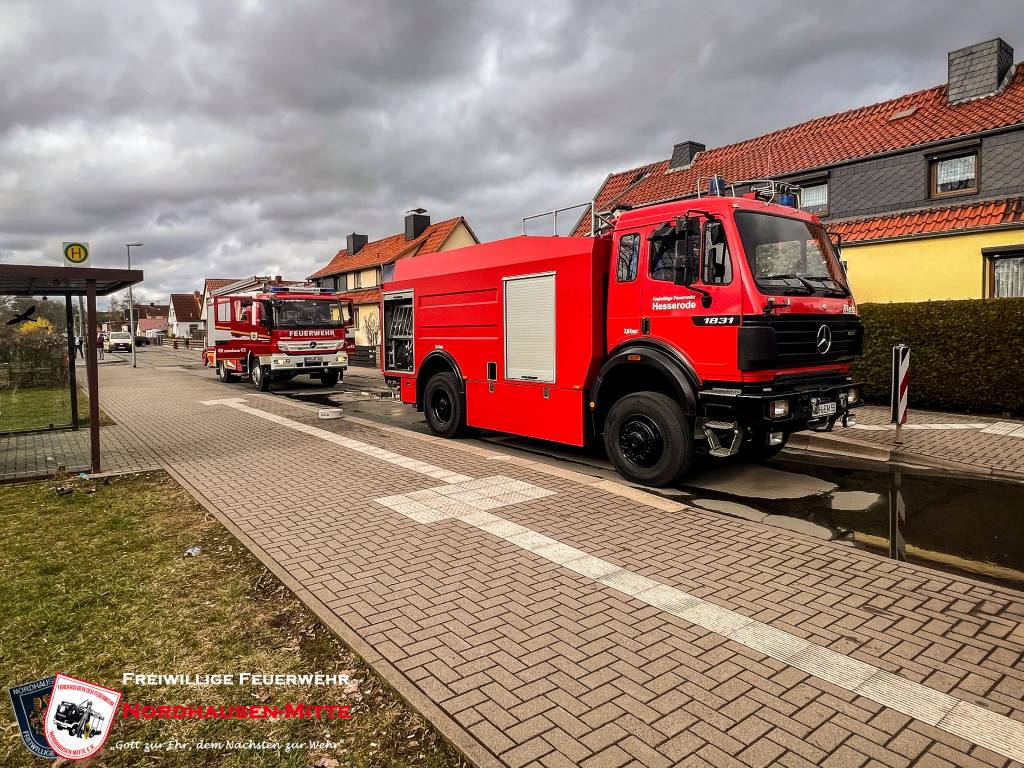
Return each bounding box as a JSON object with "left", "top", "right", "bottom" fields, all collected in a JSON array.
[
  {"left": 270, "top": 298, "right": 350, "bottom": 329},
  {"left": 734, "top": 211, "right": 850, "bottom": 297}
]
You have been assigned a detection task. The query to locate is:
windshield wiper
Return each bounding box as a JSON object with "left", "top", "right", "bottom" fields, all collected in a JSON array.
[
  {"left": 761, "top": 274, "right": 815, "bottom": 293},
  {"left": 802, "top": 276, "right": 850, "bottom": 296}
]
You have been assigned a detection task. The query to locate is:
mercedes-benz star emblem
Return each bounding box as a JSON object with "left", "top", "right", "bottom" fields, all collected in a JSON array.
[
  {"left": 816, "top": 324, "right": 832, "bottom": 354},
  {"left": 309, "top": 341, "right": 317, "bottom": 348}
]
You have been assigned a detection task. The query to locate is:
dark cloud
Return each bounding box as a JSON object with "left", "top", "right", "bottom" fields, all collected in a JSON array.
[{"left": 1, "top": 0, "right": 1022, "bottom": 301}]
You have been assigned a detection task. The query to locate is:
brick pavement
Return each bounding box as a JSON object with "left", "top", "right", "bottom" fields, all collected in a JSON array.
[
  {"left": 93, "top": 363, "right": 1024, "bottom": 767},
  {"left": 0, "top": 422, "right": 159, "bottom": 480},
  {"left": 832, "top": 405, "right": 1024, "bottom": 477}
]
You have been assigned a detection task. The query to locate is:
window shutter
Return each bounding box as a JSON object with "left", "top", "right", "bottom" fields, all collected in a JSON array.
[{"left": 504, "top": 273, "right": 555, "bottom": 382}]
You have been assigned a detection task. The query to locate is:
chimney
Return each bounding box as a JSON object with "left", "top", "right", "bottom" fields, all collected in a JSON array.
[
  {"left": 404, "top": 209, "right": 430, "bottom": 241},
  {"left": 274, "top": 275, "right": 282, "bottom": 284},
  {"left": 948, "top": 38, "right": 1014, "bottom": 103},
  {"left": 346, "top": 232, "right": 368, "bottom": 255},
  {"left": 669, "top": 141, "right": 705, "bottom": 170}
]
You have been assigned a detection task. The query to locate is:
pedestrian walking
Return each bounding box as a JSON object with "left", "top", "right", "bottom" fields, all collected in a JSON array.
[
  {"left": 96, "top": 333, "right": 105, "bottom": 360},
  {"left": 75, "top": 335, "right": 85, "bottom": 359}
]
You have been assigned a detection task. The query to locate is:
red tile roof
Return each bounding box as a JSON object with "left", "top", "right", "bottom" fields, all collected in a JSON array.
[
  {"left": 310, "top": 217, "right": 468, "bottom": 279},
  {"left": 831, "top": 197, "right": 1024, "bottom": 243},
  {"left": 170, "top": 293, "right": 202, "bottom": 322},
  {"left": 133, "top": 303, "right": 169, "bottom": 319},
  {"left": 576, "top": 65, "right": 1024, "bottom": 234},
  {"left": 137, "top": 318, "right": 168, "bottom": 333},
  {"left": 336, "top": 288, "right": 382, "bottom": 305},
  {"left": 202, "top": 278, "right": 240, "bottom": 295}
]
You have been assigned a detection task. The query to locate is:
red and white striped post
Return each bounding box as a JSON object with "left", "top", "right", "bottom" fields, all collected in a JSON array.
[{"left": 891, "top": 344, "right": 910, "bottom": 444}]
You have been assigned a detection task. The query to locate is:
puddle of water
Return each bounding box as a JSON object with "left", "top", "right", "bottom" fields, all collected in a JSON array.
[{"left": 752, "top": 457, "right": 1024, "bottom": 588}]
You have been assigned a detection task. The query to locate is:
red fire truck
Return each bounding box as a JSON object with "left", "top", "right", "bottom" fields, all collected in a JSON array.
[
  {"left": 204, "top": 284, "right": 353, "bottom": 391},
  {"left": 382, "top": 182, "right": 864, "bottom": 486}
]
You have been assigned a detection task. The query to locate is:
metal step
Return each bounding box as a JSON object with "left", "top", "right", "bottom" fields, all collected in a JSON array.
[{"left": 703, "top": 420, "right": 737, "bottom": 431}]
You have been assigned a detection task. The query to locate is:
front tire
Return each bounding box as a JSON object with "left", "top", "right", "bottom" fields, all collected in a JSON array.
[
  {"left": 251, "top": 359, "right": 271, "bottom": 391},
  {"left": 320, "top": 370, "right": 340, "bottom": 387},
  {"left": 423, "top": 372, "right": 468, "bottom": 438},
  {"left": 604, "top": 392, "right": 692, "bottom": 487},
  {"left": 740, "top": 434, "right": 788, "bottom": 463}
]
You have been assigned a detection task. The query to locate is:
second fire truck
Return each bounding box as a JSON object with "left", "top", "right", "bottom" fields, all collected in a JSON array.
[{"left": 204, "top": 283, "right": 353, "bottom": 391}]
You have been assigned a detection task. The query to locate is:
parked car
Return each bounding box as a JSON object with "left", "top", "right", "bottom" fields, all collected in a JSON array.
[
  {"left": 105, "top": 331, "right": 133, "bottom": 352},
  {"left": 134, "top": 335, "right": 150, "bottom": 346}
]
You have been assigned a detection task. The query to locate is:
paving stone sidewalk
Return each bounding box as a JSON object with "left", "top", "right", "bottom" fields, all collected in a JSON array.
[
  {"left": 829, "top": 405, "right": 1024, "bottom": 477},
  {"left": 88, "top": 364, "right": 1024, "bottom": 768}
]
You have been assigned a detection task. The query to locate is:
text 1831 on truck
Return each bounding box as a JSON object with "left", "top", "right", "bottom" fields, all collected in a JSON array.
[
  {"left": 382, "top": 180, "right": 864, "bottom": 486},
  {"left": 203, "top": 283, "right": 353, "bottom": 391}
]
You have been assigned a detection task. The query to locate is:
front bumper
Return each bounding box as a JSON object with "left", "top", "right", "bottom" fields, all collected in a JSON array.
[
  {"left": 265, "top": 352, "right": 348, "bottom": 372},
  {"left": 701, "top": 374, "right": 863, "bottom": 434}
]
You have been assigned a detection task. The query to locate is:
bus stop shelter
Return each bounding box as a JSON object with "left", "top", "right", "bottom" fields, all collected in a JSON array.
[{"left": 0, "top": 264, "right": 143, "bottom": 473}]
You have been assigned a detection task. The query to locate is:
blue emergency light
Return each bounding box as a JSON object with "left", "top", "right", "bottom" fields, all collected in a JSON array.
[
  {"left": 707, "top": 175, "right": 726, "bottom": 196},
  {"left": 779, "top": 193, "right": 797, "bottom": 208}
]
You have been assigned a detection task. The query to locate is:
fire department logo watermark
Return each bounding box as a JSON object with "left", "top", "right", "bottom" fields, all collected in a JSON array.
[
  {"left": 8, "top": 676, "right": 57, "bottom": 759},
  {"left": 43, "top": 673, "right": 122, "bottom": 761}
]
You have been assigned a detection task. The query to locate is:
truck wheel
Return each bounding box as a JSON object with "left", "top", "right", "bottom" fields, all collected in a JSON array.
[
  {"left": 423, "top": 372, "right": 469, "bottom": 438},
  {"left": 320, "top": 370, "right": 340, "bottom": 387},
  {"left": 604, "top": 392, "right": 692, "bottom": 487},
  {"left": 216, "top": 362, "right": 238, "bottom": 383},
  {"left": 250, "top": 360, "right": 271, "bottom": 391},
  {"left": 740, "top": 435, "right": 788, "bottom": 463}
]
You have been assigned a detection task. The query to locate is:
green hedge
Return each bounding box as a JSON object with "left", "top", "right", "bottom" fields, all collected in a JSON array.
[{"left": 851, "top": 298, "right": 1024, "bottom": 416}]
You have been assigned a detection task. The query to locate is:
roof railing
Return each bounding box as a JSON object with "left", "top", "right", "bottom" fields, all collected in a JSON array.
[{"left": 522, "top": 201, "right": 594, "bottom": 236}]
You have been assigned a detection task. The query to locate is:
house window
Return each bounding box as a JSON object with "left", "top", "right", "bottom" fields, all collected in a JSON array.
[
  {"left": 931, "top": 153, "right": 977, "bottom": 197},
  {"left": 801, "top": 182, "right": 829, "bottom": 214},
  {"left": 353, "top": 271, "right": 362, "bottom": 289},
  {"left": 616, "top": 233, "right": 639, "bottom": 282},
  {"left": 990, "top": 254, "right": 1024, "bottom": 298}
]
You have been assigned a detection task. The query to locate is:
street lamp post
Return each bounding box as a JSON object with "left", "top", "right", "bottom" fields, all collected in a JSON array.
[{"left": 125, "top": 242, "right": 144, "bottom": 368}]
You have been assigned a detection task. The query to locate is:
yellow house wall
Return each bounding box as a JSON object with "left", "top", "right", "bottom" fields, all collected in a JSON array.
[
  {"left": 440, "top": 221, "right": 478, "bottom": 250},
  {"left": 843, "top": 228, "right": 1024, "bottom": 303},
  {"left": 353, "top": 302, "right": 381, "bottom": 347}
]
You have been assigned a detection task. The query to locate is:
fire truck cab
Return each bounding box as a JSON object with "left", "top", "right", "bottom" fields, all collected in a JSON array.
[
  {"left": 382, "top": 183, "right": 864, "bottom": 486},
  {"left": 205, "top": 284, "right": 353, "bottom": 391}
]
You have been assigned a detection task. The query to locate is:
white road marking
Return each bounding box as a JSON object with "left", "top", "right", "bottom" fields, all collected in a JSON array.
[
  {"left": 853, "top": 422, "right": 991, "bottom": 431},
  {"left": 376, "top": 480, "right": 1024, "bottom": 764},
  {"left": 200, "top": 397, "right": 470, "bottom": 483},
  {"left": 201, "top": 397, "right": 1024, "bottom": 763},
  {"left": 981, "top": 421, "right": 1024, "bottom": 438}
]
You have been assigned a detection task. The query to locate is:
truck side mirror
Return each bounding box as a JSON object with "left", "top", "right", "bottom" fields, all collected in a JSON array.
[{"left": 672, "top": 226, "right": 700, "bottom": 286}]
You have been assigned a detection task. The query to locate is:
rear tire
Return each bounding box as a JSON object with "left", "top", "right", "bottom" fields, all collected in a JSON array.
[
  {"left": 423, "top": 372, "right": 469, "bottom": 438},
  {"left": 216, "top": 361, "right": 238, "bottom": 383},
  {"left": 604, "top": 392, "right": 692, "bottom": 487},
  {"left": 251, "top": 359, "right": 271, "bottom": 391},
  {"left": 320, "top": 370, "right": 340, "bottom": 387}
]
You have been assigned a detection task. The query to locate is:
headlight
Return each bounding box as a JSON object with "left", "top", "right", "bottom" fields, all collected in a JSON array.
[
  {"left": 336, "top": 353, "right": 348, "bottom": 363},
  {"left": 769, "top": 399, "right": 789, "bottom": 418},
  {"left": 847, "top": 387, "right": 860, "bottom": 404},
  {"left": 273, "top": 358, "right": 289, "bottom": 366}
]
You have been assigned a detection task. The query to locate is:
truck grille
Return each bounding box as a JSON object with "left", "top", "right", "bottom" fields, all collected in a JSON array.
[{"left": 738, "top": 314, "right": 863, "bottom": 370}]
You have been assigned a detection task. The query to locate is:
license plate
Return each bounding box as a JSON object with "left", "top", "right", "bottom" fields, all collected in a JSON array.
[
  {"left": 304, "top": 356, "right": 322, "bottom": 365},
  {"left": 812, "top": 400, "right": 837, "bottom": 417}
]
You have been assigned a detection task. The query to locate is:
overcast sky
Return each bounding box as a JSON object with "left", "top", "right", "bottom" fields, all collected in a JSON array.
[{"left": 2, "top": 0, "right": 1022, "bottom": 302}]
